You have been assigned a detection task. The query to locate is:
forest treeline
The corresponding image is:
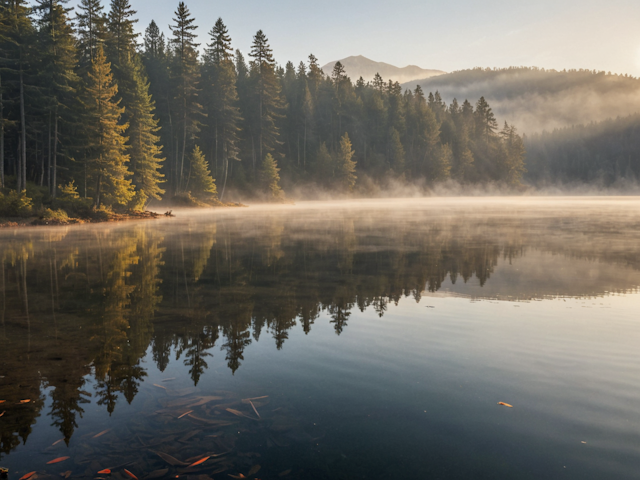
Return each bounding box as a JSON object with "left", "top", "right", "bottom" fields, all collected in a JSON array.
[
  {"left": 525, "top": 113, "right": 640, "bottom": 186},
  {"left": 403, "top": 67, "right": 640, "bottom": 135},
  {"left": 0, "top": 0, "right": 527, "bottom": 219}
]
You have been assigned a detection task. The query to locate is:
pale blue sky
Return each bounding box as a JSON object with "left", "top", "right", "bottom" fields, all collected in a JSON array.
[{"left": 72, "top": 0, "right": 640, "bottom": 76}]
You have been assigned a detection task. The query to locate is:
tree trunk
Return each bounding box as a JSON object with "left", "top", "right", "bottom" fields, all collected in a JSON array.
[
  {"left": 259, "top": 88, "right": 263, "bottom": 164},
  {"left": 0, "top": 75, "right": 4, "bottom": 189},
  {"left": 215, "top": 123, "right": 218, "bottom": 178},
  {"left": 48, "top": 112, "right": 52, "bottom": 193},
  {"left": 221, "top": 132, "right": 229, "bottom": 202},
  {"left": 94, "top": 172, "right": 102, "bottom": 208},
  {"left": 39, "top": 133, "right": 45, "bottom": 186},
  {"left": 19, "top": 67, "right": 26, "bottom": 191},
  {"left": 52, "top": 108, "right": 58, "bottom": 198},
  {"left": 180, "top": 102, "right": 187, "bottom": 192}
]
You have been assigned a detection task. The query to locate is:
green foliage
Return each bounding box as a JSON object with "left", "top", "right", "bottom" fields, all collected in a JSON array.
[
  {"left": 169, "top": 1, "right": 202, "bottom": 194},
  {"left": 40, "top": 208, "right": 70, "bottom": 224},
  {"left": 80, "top": 45, "right": 134, "bottom": 209},
  {"left": 121, "top": 56, "right": 165, "bottom": 206},
  {"left": 335, "top": 133, "right": 357, "bottom": 192},
  {"left": 499, "top": 122, "right": 526, "bottom": 186},
  {"left": 0, "top": 190, "right": 33, "bottom": 217},
  {"left": 188, "top": 146, "right": 218, "bottom": 201},
  {"left": 314, "top": 142, "right": 334, "bottom": 185},
  {"left": 54, "top": 181, "right": 94, "bottom": 217},
  {"left": 431, "top": 144, "right": 453, "bottom": 182},
  {"left": 0, "top": 2, "right": 551, "bottom": 207},
  {"left": 260, "top": 154, "right": 283, "bottom": 201}
]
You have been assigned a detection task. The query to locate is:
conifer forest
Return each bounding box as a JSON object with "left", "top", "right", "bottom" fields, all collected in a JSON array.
[{"left": 0, "top": 0, "right": 528, "bottom": 219}]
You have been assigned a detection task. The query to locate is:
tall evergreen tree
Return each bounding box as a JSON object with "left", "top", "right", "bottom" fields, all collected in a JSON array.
[
  {"left": 35, "top": 0, "right": 78, "bottom": 196},
  {"left": 249, "top": 30, "right": 284, "bottom": 166},
  {"left": 335, "top": 132, "right": 356, "bottom": 191},
  {"left": 169, "top": 1, "right": 201, "bottom": 193},
  {"left": 80, "top": 45, "right": 133, "bottom": 208},
  {"left": 106, "top": 0, "right": 137, "bottom": 66},
  {"left": 499, "top": 122, "right": 526, "bottom": 186},
  {"left": 188, "top": 144, "right": 216, "bottom": 202},
  {"left": 75, "top": 0, "right": 107, "bottom": 68},
  {"left": 126, "top": 56, "right": 164, "bottom": 207},
  {"left": 0, "top": 0, "right": 34, "bottom": 191},
  {"left": 203, "top": 18, "right": 241, "bottom": 201},
  {"left": 260, "top": 153, "right": 283, "bottom": 201}
]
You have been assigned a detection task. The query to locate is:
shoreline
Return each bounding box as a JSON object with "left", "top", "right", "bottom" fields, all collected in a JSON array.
[{"left": 0, "top": 202, "right": 247, "bottom": 228}]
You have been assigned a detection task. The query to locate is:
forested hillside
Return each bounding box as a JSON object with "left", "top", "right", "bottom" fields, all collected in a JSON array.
[
  {"left": 0, "top": 0, "right": 527, "bottom": 220},
  {"left": 403, "top": 67, "right": 640, "bottom": 133},
  {"left": 525, "top": 114, "right": 640, "bottom": 186}
]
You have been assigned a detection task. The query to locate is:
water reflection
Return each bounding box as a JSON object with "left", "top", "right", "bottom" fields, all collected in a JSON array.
[{"left": 1, "top": 199, "right": 640, "bottom": 457}]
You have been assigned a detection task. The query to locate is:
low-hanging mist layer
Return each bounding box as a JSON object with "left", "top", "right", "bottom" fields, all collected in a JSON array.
[{"left": 402, "top": 67, "right": 640, "bottom": 134}]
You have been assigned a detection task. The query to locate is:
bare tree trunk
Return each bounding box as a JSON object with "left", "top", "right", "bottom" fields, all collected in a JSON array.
[
  {"left": 16, "top": 140, "right": 21, "bottom": 191},
  {"left": 215, "top": 123, "right": 218, "bottom": 178},
  {"left": 303, "top": 119, "right": 307, "bottom": 171},
  {"left": 0, "top": 75, "right": 4, "bottom": 189},
  {"left": 94, "top": 172, "right": 102, "bottom": 208},
  {"left": 52, "top": 108, "right": 59, "bottom": 197},
  {"left": 180, "top": 105, "right": 187, "bottom": 192},
  {"left": 48, "top": 111, "right": 52, "bottom": 193},
  {"left": 19, "top": 67, "right": 26, "bottom": 191},
  {"left": 251, "top": 135, "right": 256, "bottom": 173},
  {"left": 39, "top": 133, "right": 45, "bottom": 186},
  {"left": 221, "top": 133, "right": 229, "bottom": 202}
]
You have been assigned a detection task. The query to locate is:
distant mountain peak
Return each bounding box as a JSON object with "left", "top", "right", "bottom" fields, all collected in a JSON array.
[{"left": 321, "top": 55, "right": 445, "bottom": 83}]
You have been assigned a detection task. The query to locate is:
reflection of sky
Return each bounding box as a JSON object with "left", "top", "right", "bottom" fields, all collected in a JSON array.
[{"left": 65, "top": 0, "right": 640, "bottom": 76}]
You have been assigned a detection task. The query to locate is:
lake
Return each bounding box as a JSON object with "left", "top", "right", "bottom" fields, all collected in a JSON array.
[{"left": 1, "top": 197, "right": 640, "bottom": 479}]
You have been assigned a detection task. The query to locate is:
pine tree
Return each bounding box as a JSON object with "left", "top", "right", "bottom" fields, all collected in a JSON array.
[
  {"left": 188, "top": 145, "right": 217, "bottom": 201},
  {"left": 169, "top": 1, "right": 201, "bottom": 193},
  {"left": 106, "top": 0, "right": 137, "bottom": 66},
  {"left": 249, "top": 30, "right": 284, "bottom": 165},
  {"left": 104, "top": 1, "right": 163, "bottom": 208},
  {"left": 0, "top": 0, "right": 34, "bottom": 192},
  {"left": 335, "top": 132, "right": 356, "bottom": 191},
  {"left": 260, "top": 153, "right": 283, "bottom": 201},
  {"left": 142, "top": 19, "right": 171, "bottom": 189},
  {"left": 76, "top": 0, "right": 107, "bottom": 68},
  {"left": 499, "top": 122, "right": 526, "bottom": 186},
  {"left": 80, "top": 45, "right": 133, "bottom": 208},
  {"left": 430, "top": 144, "right": 452, "bottom": 182},
  {"left": 126, "top": 56, "right": 164, "bottom": 208},
  {"left": 474, "top": 96, "right": 497, "bottom": 139},
  {"left": 35, "top": 0, "right": 78, "bottom": 197},
  {"left": 203, "top": 18, "right": 241, "bottom": 201}
]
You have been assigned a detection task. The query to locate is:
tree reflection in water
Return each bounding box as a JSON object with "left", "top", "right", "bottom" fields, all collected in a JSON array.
[{"left": 1, "top": 202, "right": 640, "bottom": 453}]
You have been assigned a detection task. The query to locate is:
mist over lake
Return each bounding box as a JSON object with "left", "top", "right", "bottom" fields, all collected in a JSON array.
[{"left": 1, "top": 197, "right": 640, "bottom": 479}]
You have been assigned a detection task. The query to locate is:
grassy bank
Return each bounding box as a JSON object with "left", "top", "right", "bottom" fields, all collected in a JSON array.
[{"left": 0, "top": 181, "right": 243, "bottom": 228}]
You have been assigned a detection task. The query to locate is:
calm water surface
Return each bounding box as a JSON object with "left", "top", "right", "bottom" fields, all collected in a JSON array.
[{"left": 1, "top": 197, "right": 640, "bottom": 479}]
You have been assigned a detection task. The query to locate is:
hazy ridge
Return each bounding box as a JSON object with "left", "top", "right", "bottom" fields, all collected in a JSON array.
[
  {"left": 322, "top": 55, "right": 445, "bottom": 83},
  {"left": 402, "top": 67, "right": 640, "bottom": 134}
]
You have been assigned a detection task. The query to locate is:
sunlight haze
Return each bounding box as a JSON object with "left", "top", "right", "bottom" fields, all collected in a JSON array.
[{"left": 84, "top": 0, "right": 640, "bottom": 76}]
